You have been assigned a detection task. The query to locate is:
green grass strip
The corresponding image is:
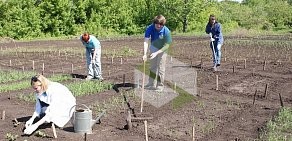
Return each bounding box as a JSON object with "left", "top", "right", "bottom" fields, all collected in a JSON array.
[
  {"left": 260, "top": 107, "right": 292, "bottom": 140},
  {"left": 67, "top": 80, "right": 112, "bottom": 97},
  {"left": 0, "top": 74, "right": 71, "bottom": 93},
  {"left": 0, "top": 70, "right": 36, "bottom": 83},
  {"left": 18, "top": 80, "right": 112, "bottom": 102},
  {"left": 104, "top": 46, "right": 139, "bottom": 57}
]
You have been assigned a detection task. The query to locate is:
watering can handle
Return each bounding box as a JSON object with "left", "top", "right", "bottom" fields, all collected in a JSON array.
[
  {"left": 79, "top": 104, "right": 90, "bottom": 110},
  {"left": 70, "top": 104, "right": 91, "bottom": 126}
]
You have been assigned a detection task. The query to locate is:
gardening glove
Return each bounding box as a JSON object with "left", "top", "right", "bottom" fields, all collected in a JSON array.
[
  {"left": 210, "top": 38, "right": 215, "bottom": 42},
  {"left": 24, "top": 124, "right": 38, "bottom": 135},
  {"left": 142, "top": 55, "right": 147, "bottom": 61},
  {"left": 25, "top": 118, "right": 34, "bottom": 128},
  {"left": 25, "top": 112, "right": 38, "bottom": 128},
  {"left": 150, "top": 52, "right": 159, "bottom": 60}
]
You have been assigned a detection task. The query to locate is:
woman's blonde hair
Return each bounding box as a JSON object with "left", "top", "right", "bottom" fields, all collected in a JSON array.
[{"left": 31, "top": 74, "right": 51, "bottom": 91}]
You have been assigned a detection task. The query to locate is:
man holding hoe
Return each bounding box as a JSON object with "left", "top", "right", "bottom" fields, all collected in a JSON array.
[{"left": 143, "top": 14, "right": 172, "bottom": 92}]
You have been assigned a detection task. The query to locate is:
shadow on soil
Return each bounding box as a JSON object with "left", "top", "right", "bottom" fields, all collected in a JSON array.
[
  {"left": 112, "top": 83, "right": 137, "bottom": 93},
  {"left": 71, "top": 73, "right": 87, "bottom": 79}
]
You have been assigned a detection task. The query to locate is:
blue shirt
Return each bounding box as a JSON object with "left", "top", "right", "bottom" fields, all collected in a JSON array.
[
  {"left": 205, "top": 22, "right": 224, "bottom": 44},
  {"left": 145, "top": 24, "right": 172, "bottom": 52},
  {"left": 80, "top": 35, "right": 101, "bottom": 49}
]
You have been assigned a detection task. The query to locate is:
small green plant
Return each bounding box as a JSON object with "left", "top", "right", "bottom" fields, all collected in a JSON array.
[
  {"left": 5, "top": 132, "right": 18, "bottom": 141},
  {"left": 196, "top": 101, "right": 205, "bottom": 108},
  {"left": 201, "top": 120, "right": 215, "bottom": 134},
  {"left": 35, "top": 130, "right": 48, "bottom": 138}
]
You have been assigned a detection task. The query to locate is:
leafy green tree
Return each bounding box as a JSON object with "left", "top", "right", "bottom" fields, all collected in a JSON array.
[
  {"left": 265, "top": 0, "right": 291, "bottom": 28},
  {"left": 38, "top": 0, "right": 75, "bottom": 36}
]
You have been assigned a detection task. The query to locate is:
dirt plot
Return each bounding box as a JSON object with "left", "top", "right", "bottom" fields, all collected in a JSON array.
[{"left": 0, "top": 35, "right": 292, "bottom": 141}]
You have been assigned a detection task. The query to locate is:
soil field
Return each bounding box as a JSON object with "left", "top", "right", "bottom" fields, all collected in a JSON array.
[{"left": 0, "top": 35, "right": 291, "bottom": 141}]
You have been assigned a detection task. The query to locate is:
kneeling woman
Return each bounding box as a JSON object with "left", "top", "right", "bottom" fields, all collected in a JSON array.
[{"left": 24, "top": 74, "right": 76, "bottom": 135}]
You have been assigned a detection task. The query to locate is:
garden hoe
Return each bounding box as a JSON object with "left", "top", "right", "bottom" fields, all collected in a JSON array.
[{"left": 210, "top": 33, "right": 217, "bottom": 71}]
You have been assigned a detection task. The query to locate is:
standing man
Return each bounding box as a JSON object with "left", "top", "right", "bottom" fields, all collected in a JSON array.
[
  {"left": 143, "top": 15, "right": 172, "bottom": 92},
  {"left": 205, "top": 14, "right": 224, "bottom": 70},
  {"left": 80, "top": 32, "right": 103, "bottom": 80}
]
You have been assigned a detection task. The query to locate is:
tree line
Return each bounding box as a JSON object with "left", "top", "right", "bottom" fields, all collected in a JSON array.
[{"left": 0, "top": 0, "right": 291, "bottom": 39}]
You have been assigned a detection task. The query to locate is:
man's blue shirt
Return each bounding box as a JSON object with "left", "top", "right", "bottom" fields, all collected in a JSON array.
[{"left": 145, "top": 24, "right": 172, "bottom": 52}]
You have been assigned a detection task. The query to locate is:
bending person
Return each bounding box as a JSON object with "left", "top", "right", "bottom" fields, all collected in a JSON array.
[
  {"left": 24, "top": 74, "right": 76, "bottom": 135},
  {"left": 80, "top": 32, "right": 103, "bottom": 81}
]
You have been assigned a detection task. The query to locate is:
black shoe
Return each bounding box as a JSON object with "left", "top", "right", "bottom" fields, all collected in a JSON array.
[{"left": 216, "top": 64, "right": 221, "bottom": 67}]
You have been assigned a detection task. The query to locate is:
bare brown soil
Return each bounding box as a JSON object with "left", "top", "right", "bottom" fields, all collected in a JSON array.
[{"left": 0, "top": 35, "right": 291, "bottom": 141}]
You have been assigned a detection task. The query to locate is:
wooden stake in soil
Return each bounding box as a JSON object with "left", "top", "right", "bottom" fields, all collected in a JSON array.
[
  {"left": 9, "top": 60, "right": 11, "bottom": 67},
  {"left": 216, "top": 75, "right": 219, "bottom": 90},
  {"left": 126, "top": 110, "right": 132, "bottom": 130},
  {"left": 13, "top": 118, "right": 20, "bottom": 127},
  {"left": 232, "top": 66, "right": 235, "bottom": 73},
  {"left": 2, "top": 110, "right": 5, "bottom": 120},
  {"left": 190, "top": 60, "right": 193, "bottom": 68},
  {"left": 51, "top": 123, "right": 57, "bottom": 138},
  {"left": 244, "top": 59, "right": 246, "bottom": 69},
  {"left": 194, "top": 71, "right": 197, "bottom": 95},
  {"left": 123, "top": 74, "right": 126, "bottom": 87},
  {"left": 120, "top": 58, "right": 123, "bottom": 64},
  {"left": 42, "top": 63, "right": 45, "bottom": 75},
  {"left": 84, "top": 133, "right": 87, "bottom": 141},
  {"left": 253, "top": 90, "right": 257, "bottom": 105},
  {"left": 144, "top": 120, "right": 148, "bottom": 141},
  {"left": 32, "top": 61, "right": 35, "bottom": 70},
  {"left": 192, "top": 124, "right": 195, "bottom": 141},
  {"left": 279, "top": 93, "right": 284, "bottom": 107},
  {"left": 263, "top": 58, "right": 266, "bottom": 71},
  {"left": 71, "top": 64, "right": 74, "bottom": 73},
  {"left": 200, "top": 58, "right": 203, "bottom": 69},
  {"left": 264, "top": 84, "right": 269, "bottom": 99}
]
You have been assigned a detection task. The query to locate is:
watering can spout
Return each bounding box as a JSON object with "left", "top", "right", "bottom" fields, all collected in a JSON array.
[{"left": 91, "top": 110, "right": 107, "bottom": 127}]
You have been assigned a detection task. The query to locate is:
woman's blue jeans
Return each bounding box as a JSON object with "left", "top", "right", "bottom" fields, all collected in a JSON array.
[{"left": 210, "top": 42, "right": 222, "bottom": 66}]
